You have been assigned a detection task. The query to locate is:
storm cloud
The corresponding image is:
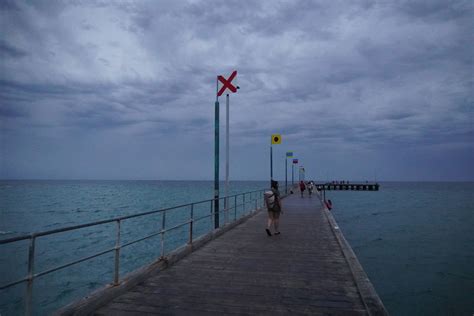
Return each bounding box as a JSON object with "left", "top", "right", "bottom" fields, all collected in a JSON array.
[{"left": 1, "top": 0, "right": 472, "bottom": 181}]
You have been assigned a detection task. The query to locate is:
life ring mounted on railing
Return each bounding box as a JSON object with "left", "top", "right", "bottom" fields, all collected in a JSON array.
[{"left": 325, "top": 199, "right": 333, "bottom": 210}]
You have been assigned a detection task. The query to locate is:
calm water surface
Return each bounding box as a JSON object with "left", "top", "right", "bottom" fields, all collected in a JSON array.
[
  {"left": 326, "top": 182, "right": 474, "bottom": 316},
  {"left": 1, "top": 181, "right": 473, "bottom": 315},
  {"left": 0, "top": 180, "right": 268, "bottom": 315}
]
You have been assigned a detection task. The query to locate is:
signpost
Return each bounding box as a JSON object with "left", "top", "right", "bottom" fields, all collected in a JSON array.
[
  {"left": 285, "top": 152, "right": 293, "bottom": 193},
  {"left": 292, "top": 158, "right": 298, "bottom": 185},
  {"left": 225, "top": 93, "right": 230, "bottom": 224},
  {"left": 216, "top": 70, "right": 238, "bottom": 227},
  {"left": 299, "top": 166, "right": 305, "bottom": 181},
  {"left": 214, "top": 79, "right": 220, "bottom": 229},
  {"left": 270, "top": 134, "right": 281, "bottom": 184},
  {"left": 217, "top": 71, "right": 237, "bottom": 97}
]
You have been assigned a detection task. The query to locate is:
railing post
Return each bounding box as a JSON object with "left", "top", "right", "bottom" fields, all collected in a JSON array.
[
  {"left": 224, "top": 196, "right": 228, "bottom": 225},
  {"left": 160, "top": 211, "right": 166, "bottom": 258},
  {"left": 25, "top": 235, "right": 35, "bottom": 316},
  {"left": 114, "top": 220, "right": 121, "bottom": 286},
  {"left": 243, "top": 193, "right": 246, "bottom": 214},
  {"left": 210, "top": 200, "right": 213, "bottom": 229},
  {"left": 188, "top": 204, "right": 194, "bottom": 245},
  {"left": 234, "top": 195, "right": 237, "bottom": 220}
]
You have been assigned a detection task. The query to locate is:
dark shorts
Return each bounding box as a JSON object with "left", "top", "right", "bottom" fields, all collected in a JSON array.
[{"left": 267, "top": 210, "right": 281, "bottom": 219}]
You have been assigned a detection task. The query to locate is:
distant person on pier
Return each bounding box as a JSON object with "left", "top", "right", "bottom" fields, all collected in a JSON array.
[
  {"left": 264, "top": 180, "right": 282, "bottom": 236},
  {"left": 299, "top": 181, "right": 306, "bottom": 197},
  {"left": 307, "top": 181, "right": 314, "bottom": 196}
]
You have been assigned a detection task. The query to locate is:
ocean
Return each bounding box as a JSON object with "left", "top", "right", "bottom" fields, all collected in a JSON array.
[
  {"left": 326, "top": 182, "right": 474, "bottom": 316},
  {"left": 0, "top": 180, "right": 269, "bottom": 315},
  {"left": 1, "top": 180, "right": 473, "bottom": 315}
]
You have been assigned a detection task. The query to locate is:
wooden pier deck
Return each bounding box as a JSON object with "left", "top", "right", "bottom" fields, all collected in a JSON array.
[{"left": 93, "top": 193, "right": 387, "bottom": 315}]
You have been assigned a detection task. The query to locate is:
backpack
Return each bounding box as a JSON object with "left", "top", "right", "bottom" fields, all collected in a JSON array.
[{"left": 264, "top": 191, "right": 275, "bottom": 209}]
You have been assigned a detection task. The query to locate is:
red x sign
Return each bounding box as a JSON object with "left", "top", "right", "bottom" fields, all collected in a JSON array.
[{"left": 217, "top": 70, "right": 237, "bottom": 97}]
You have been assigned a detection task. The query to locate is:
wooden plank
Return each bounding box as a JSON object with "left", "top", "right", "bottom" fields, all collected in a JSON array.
[{"left": 82, "top": 193, "right": 387, "bottom": 315}]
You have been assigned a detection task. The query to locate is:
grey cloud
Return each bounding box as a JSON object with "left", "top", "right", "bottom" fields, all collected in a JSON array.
[
  {"left": 0, "top": 0, "right": 20, "bottom": 11},
  {"left": 0, "top": 79, "right": 110, "bottom": 96},
  {"left": 0, "top": 40, "right": 28, "bottom": 58},
  {"left": 381, "top": 111, "right": 417, "bottom": 121},
  {"left": 0, "top": 0, "right": 472, "bottom": 180},
  {"left": 0, "top": 75, "right": 214, "bottom": 137},
  {"left": 374, "top": 103, "right": 421, "bottom": 121},
  {"left": 392, "top": 0, "right": 472, "bottom": 21},
  {"left": 0, "top": 103, "right": 28, "bottom": 118}
]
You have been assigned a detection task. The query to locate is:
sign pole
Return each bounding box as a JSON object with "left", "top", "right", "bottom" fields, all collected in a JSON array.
[
  {"left": 285, "top": 157, "right": 287, "bottom": 194},
  {"left": 270, "top": 134, "right": 281, "bottom": 185},
  {"left": 225, "top": 93, "right": 230, "bottom": 224},
  {"left": 292, "top": 163, "right": 294, "bottom": 185},
  {"left": 270, "top": 145, "right": 273, "bottom": 183},
  {"left": 214, "top": 77, "right": 220, "bottom": 229},
  {"left": 214, "top": 70, "right": 237, "bottom": 229}
]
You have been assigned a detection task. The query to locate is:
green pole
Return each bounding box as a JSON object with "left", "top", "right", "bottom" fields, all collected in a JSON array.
[{"left": 214, "top": 74, "right": 220, "bottom": 229}]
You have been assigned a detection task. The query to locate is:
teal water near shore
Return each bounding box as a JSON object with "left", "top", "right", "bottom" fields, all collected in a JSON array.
[
  {"left": 326, "top": 182, "right": 474, "bottom": 316},
  {"left": 1, "top": 180, "right": 473, "bottom": 315},
  {"left": 0, "top": 180, "right": 269, "bottom": 315}
]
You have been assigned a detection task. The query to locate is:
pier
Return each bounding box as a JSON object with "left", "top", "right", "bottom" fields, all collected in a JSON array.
[
  {"left": 66, "top": 192, "right": 387, "bottom": 315},
  {"left": 317, "top": 183, "right": 379, "bottom": 191}
]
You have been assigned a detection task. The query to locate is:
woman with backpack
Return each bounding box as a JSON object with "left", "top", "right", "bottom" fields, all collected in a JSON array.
[{"left": 265, "top": 180, "right": 282, "bottom": 236}]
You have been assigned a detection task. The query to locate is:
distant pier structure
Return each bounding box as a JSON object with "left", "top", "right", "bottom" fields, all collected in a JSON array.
[{"left": 317, "top": 182, "right": 380, "bottom": 191}]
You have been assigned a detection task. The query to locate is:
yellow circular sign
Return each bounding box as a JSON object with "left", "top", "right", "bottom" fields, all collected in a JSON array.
[{"left": 271, "top": 134, "right": 282, "bottom": 144}]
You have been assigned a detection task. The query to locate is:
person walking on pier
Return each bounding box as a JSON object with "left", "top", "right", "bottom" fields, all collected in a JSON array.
[
  {"left": 265, "top": 180, "right": 282, "bottom": 236},
  {"left": 299, "top": 180, "right": 306, "bottom": 197},
  {"left": 307, "top": 181, "right": 314, "bottom": 197}
]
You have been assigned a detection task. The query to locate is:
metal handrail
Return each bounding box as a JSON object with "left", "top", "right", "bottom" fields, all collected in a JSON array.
[
  {"left": 0, "top": 188, "right": 269, "bottom": 315},
  {"left": 0, "top": 188, "right": 267, "bottom": 245}
]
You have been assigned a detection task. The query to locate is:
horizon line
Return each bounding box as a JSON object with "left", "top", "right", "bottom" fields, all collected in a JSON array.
[{"left": 1, "top": 178, "right": 473, "bottom": 183}]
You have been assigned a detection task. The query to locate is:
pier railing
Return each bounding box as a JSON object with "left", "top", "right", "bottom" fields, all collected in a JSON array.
[{"left": 0, "top": 188, "right": 268, "bottom": 315}]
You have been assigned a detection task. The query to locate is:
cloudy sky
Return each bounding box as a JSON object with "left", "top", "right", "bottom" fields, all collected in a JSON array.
[{"left": 0, "top": 0, "right": 472, "bottom": 181}]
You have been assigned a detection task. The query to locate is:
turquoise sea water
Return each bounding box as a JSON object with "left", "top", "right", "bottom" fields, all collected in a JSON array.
[
  {"left": 1, "top": 181, "right": 473, "bottom": 315},
  {"left": 326, "top": 182, "right": 474, "bottom": 316},
  {"left": 0, "top": 180, "right": 269, "bottom": 315}
]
